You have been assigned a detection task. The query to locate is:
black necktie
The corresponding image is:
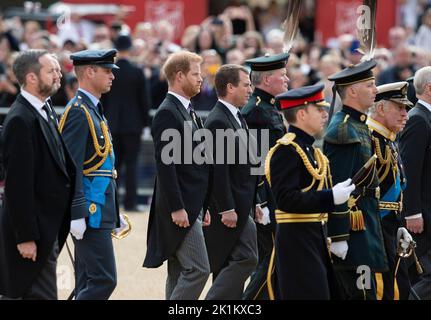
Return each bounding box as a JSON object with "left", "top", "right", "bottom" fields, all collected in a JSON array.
[
  {"left": 42, "top": 103, "right": 65, "bottom": 164},
  {"left": 188, "top": 104, "right": 202, "bottom": 129},
  {"left": 237, "top": 111, "right": 248, "bottom": 130},
  {"left": 97, "top": 102, "right": 104, "bottom": 116}
]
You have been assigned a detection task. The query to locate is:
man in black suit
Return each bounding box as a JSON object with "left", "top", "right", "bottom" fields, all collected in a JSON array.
[
  {"left": 399, "top": 66, "right": 431, "bottom": 299},
  {"left": 204, "top": 64, "right": 259, "bottom": 300},
  {"left": 0, "top": 50, "right": 75, "bottom": 299},
  {"left": 102, "top": 34, "right": 150, "bottom": 211},
  {"left": 143, "top": 51, "right": 211, "bottom": 300}
]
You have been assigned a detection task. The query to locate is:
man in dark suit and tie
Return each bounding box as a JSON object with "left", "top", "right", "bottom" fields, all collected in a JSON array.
[
  {"left": 143, "top": 51, "right": 211, "bottom": 300},
  {"left": 204, "top": 64, "right": 259, "bottom": 300},
  {"left": 399, "top": 66, "right": 431, "bottom": 299},
  {"left": 0, "top": 50, "right": 75, "bottom": 299},
  {"left": 102, "top": 34, "right": 151, "bottom": 211}
]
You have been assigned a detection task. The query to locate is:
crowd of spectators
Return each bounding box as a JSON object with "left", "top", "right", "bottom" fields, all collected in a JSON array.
[{"left": 1, "top": 0, "right": 431, "bottom": 118}]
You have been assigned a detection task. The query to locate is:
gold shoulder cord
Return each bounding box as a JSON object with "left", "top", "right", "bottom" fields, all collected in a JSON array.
[
  {"left": 265, "top": 133, "right": 331, "bottom": 191},
  {"left": 59, "top": 104, "right": 112, "bottom": 175},
  {"left": 372, "top": 136, "right": 392, "bottom": 183}
]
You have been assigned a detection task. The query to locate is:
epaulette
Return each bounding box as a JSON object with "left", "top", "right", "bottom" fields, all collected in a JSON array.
[
  {"left": 265, "top": 133, "right": 295, "bottom": 186},
  {"left": 276, "top": 132, "right": 295, "bottom": 146},
  {"left": 324, "top": 112, "right": 361, "bottom": 145}
]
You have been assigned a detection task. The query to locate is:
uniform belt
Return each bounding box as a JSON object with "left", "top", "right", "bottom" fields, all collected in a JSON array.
[
  {"left": 84, "top": 169, "right": 118, "bottom": 179},
  {"left": 354, "top": 186, "right": 380, "bottom": 199},
  {"left": 379, "top": 201, "right": 402, "bottom": 211},
  {"left": 275, "top": 210, "right": 328, "bottom": 224}
]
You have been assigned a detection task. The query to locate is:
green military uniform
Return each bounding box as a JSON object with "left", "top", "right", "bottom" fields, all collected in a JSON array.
[
  {"left": 241, "top": 53, "right": 288, "bottom": 300},
  {"left": 323, "top": 60, "right": 388, "bottom": 300}
]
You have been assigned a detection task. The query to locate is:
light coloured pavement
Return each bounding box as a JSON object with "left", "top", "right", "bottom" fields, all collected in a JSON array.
[{"left": 57, "top": 212, "right": 213, "bottom": 300}]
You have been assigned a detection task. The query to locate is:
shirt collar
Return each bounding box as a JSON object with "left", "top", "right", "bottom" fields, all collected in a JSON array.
[
  {"left": 78, "top": 88, "right": 99, "bottom": 107},
  {"left": 219, "top": 98, "right": 240, "bottom": 116},
  {"left": 418, "top": 99, "right": 431, "bottom": 113},
  {"left": 342, "top": 105, "right": 368, "bottom": 124},
  {"left": 168, "top": 91, "right": 190, "bottom": 111},
  {"left": 367, "top": 117, "right": 397, "bottom": 142},
  {"left": 21, "top": 89, "right": 45, "bottom": 113}
]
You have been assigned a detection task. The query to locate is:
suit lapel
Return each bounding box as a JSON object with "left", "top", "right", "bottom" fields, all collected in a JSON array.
[
  {"left": 167, "top": 93, "right": 196, "bottom": 132},
  {"left": 216, "top": 101, "right": 249, "bottom": 152},
  {"left": 18, "top": 95, "right": 69, "bottom": 178}
]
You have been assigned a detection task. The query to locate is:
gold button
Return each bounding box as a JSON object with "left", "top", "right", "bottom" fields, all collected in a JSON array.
[
  {"left": 360, "top": 115, "right": 367, "bottom": 122},
  {"left": 89, "top": 203, "right": 97, "bottom": 214}
]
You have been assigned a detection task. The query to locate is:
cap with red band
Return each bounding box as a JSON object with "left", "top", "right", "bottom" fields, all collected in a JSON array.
[{"left": 276, "top": 83, "right": 330, "bottom": 110}]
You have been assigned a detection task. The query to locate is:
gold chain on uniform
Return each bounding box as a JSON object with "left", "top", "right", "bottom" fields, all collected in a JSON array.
[
  {"left": 265, "top": 133, "right": 331, "bottom": 192},
  {"left": 58, "top": 104, "right": 112, "bottom": 175},
  {"left": 372, "top": 136, "right": 397, "bottom": 184}
]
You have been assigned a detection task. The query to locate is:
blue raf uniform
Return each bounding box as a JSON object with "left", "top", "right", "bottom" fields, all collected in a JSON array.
[{"left": 59, "top": 49, "right": 120, "bottom": 300}]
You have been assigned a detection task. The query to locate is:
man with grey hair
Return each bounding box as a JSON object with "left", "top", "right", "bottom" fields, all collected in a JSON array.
[
  {"left": 399, "top": 66, "right": 431, "bottom": 299},
  {"left": 241, "top": 52, "right": 289, "bottom": 300},
  {"left": 0, "top": 50, "right": 75, "bottom": 299},
  {"left": 367, "top": 81, "right": 414, "bottom": 300}
]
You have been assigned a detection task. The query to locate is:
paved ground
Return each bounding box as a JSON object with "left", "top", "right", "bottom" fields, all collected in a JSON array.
[{"left": 57, "top": 212, "right": 212, "bottom": 300}]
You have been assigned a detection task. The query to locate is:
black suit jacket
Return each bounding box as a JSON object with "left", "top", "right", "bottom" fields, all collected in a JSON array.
[
  {"left": 203, "top": 101, "right": 258, "bottom": 272},
  {"left": 0, "top": 94, "right": 75, "bottom": 297},
  {"left": 143, "top": 93, "right": 210, "bottom": 268},
  {"left": 399, "top": 102, "right": 431, "bottom": 256},
  {"left": 102, "top": 58, "right": 150, "bottom": 133}
]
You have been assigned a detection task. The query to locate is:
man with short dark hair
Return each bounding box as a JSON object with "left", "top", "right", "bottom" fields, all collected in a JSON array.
[
  {"left": 0, "top": 49, "right": 75, "bottom": 299},
  {"left": 204, "top": 64, "right": 259, "bottom": 300}
]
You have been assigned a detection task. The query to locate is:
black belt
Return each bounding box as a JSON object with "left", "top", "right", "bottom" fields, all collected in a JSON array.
[{"left": 353, "top": 186, "right": 380, "bottom": 199}]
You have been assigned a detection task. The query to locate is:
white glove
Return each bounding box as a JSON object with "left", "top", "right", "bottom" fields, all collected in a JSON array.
[
  {"left": 70, "top": 218, "right": 86, "bottom": 240},
  {"left": 332, "top": 178, "right": 355, "bottom": 205},
  {"left": 330, "top": 241, "right": 348, "bottom": 260},
  {"left": 397, "top": 227, "right": 413, "bottom": 251},
  {"left": 259, "top": 207, "right": 271, "bottom": 225},
  {"left": 113, "top": 214, "right": 128, "bottom": 236}
]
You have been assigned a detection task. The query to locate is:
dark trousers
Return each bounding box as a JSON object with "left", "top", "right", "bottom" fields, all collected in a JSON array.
[
  {"left": 73, "top": 228, "right": 117, "bottom": 300},
  {"left": 409, "top": 249, "right": 431, "bottom": 300},
  {"left": 335, "top": 269, "right": 377, "bottom": 300},
  {"left": 113, "top": 133, "right": 141, "bottom": 209},
  {"left": 0, "top": 241, "right": 59, "bottom": 300},
  {"left": 243, "top": 224, "right": 273, "bottom": 300}
]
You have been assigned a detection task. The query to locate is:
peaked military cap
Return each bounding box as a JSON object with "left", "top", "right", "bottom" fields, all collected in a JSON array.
[
  {"left": 246, "top": 52, "right": 289, "bottom": 72},
  {"left": 276, "top": 83, "right": 330, "bottom": 110},
  {"left": 70, "top": 49, "right": 119, "bottom": 69},
  {"left": 375, "top": 81, "right": 413, "bottom": 107},
  {"left": 328, "top": 59, "right": 377, "bottom": 86}
]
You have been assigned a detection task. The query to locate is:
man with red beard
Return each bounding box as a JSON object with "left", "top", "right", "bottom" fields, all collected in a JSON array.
[{"left": 143, "top": 51, "right": 212, "bottom": 300}]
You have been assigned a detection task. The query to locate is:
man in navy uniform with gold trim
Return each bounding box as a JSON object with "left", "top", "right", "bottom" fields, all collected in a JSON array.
[
  {"left": 367, "top": 81, "right": 414, "bottom": 300},
  {"left": 59, "top": 49, "right": 123, "bottom": 299},
  {"left": 241, "top": 52, "right": 289, "bottom": 300},
  {"left": 324, "top": 60, "right": 389, "bottom": 299},
  {"left": 266, "top": 83, "right": 354, "bottom": 299}
]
